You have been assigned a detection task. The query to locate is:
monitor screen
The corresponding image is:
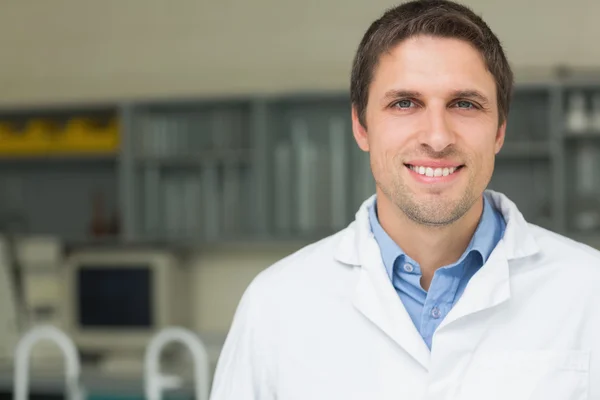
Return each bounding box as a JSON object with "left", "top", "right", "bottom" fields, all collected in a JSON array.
[{"left": 77, "top": 265, "right": 153, "bottom": 328}]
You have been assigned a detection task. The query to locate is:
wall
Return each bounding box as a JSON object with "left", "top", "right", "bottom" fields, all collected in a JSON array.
[
  {"left": 1, "top": 0, "right": 600, "bottom": 106},
  {"left": 4, "top": 0, "right": 600, "bottom": 334}
]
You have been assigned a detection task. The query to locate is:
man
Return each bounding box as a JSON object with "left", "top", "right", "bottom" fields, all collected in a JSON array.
[{"left": 210, "top": 1, "right": 600, "bottom": 399}]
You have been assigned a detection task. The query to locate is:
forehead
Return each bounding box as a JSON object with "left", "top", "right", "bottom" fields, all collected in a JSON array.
[{"left": 369, "top": 35, "right": 497, "bottom": 101}]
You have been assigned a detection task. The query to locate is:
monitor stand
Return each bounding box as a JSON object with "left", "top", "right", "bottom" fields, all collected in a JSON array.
[{"left": 99, "top": 352, "right": 144, "bottom": 377}]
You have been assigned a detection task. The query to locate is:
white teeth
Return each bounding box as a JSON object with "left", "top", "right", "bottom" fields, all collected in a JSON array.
[{"left": 410, "top": 165, "right": 459, "bottom": 177}]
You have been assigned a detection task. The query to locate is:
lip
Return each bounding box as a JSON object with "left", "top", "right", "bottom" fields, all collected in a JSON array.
[
  {"left": 405, "top": 159, "right": 463, "bottom": 168},
  {"left": 406, "top": 164, "right": 464, "bottom": 184}
]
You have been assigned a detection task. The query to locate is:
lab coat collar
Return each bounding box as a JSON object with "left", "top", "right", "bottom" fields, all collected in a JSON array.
[
  {"left": 352, "top": 233, "right": 432, "bottom": 369},
  {"left": 335, "top": 190, "right": 541, "bottom": 367},
  {"left": 334, "top": 189, "right": 541, "bottom": 267},
  {"left": 484, "top": 189, "right": 540, "bottom": 259}
]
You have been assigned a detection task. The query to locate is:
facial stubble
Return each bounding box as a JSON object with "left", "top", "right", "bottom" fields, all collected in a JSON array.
[{"left": 376, "top": 157, "right": 480, "bottom": 227}]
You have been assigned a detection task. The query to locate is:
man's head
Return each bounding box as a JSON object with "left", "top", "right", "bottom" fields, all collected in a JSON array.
[{"left": 351, "top": 0, "right": 513, "bottom": 227}]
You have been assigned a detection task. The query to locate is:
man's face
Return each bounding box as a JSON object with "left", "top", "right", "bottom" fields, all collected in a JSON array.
[{"left": 352, "top": 35, "right": 505, "bottom": 226}]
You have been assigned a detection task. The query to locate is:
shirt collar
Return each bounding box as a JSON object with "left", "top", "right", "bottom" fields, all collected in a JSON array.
[
  {"left": 368, "top": 201, "right": 402, "bottom": 279},
  {"left": 467, "top": 193, "right": 506, "bottom": 263},
  {"left": 368, "top": 193, "right": 506, "bottom": 280}
]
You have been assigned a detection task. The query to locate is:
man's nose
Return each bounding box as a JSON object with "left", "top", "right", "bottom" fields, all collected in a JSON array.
[{"left": 418, "top": 106, "right": 456, "bottom": 152}]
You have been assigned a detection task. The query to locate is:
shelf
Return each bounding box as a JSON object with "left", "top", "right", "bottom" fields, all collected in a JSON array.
[
  {"left": 62, "top": 234, "right": 316, "bottom": 255},
  {"left": 0, "top": 153, "right": 117, "bottom": 164},
  {"left": 497, "top": 142, "right": 551, "bottom": 159},
  {"left": 0, "top": 81, "right": 596, "bottom": 245},
  {"left": 564, "top": 131, "right": 600, "bottom": 141},
  {"left": 136, "top": 149, "right": 252, "bottom": 167},
  {"left": 63, "top": 236, "right": 194, "bottom": 255}
]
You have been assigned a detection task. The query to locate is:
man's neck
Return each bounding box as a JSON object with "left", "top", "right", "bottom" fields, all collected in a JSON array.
[{"left": 376, "top": 192, "right": 484, "bottom": 290}]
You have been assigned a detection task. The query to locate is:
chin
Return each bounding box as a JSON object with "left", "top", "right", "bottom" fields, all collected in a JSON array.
[{"left": 413, "top": 185, "right": 464, "bottom": 200}]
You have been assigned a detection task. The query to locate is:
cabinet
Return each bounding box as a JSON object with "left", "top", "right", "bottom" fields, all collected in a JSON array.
[
  {"left": 127, "top": 101, "right": 254, "bottom": 243},
  {"left": 560, "top": 82, "right": 600, "bottom": 234},
  {"left": 1, "top": 80, "right": 599, "bottom": 246},
  {"left": 0, "top": 105, "right": 120, "bottom": 242},
  {"left": 489, "top": 85, "right": 555, "bottom": 230}
]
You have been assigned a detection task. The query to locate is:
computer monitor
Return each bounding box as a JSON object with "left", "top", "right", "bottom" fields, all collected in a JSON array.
[{"left": 61, "top": 248, "right": 191, "bottom": 356}]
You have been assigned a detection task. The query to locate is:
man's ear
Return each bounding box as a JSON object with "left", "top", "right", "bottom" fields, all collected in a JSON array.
[
  {"left": 494, "top": 120, "right": 506, "bottom": 154},
  {"left": 352, "top": 105, "right": 369, "bottom": 152}
]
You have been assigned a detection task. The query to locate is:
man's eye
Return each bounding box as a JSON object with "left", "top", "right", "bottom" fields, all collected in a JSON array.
[
  {"left": 455, "top": 100, "right": 475, "bottom": 109},
  {"left": 394, "top": 99, "right": 414, "bottom": 109}
]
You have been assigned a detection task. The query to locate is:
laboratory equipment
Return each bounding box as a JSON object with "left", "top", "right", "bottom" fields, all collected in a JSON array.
[
  {"left": 145, "top": 327, "right": 210, "bottom": 400},
  {"left": 592, "top": 93, "right": 600, "bottom": 132},
  {"left": 573, "top": 144, "right": 600, "bottom": 231},
  {"left": 0, "top": 237, "right": 21, "bottom": 365},
  {"left": 274, "top": 140, "right": 293, "bottom": 233},
  {"left": 221, "top": 163, "right": 241, "bottom": 236},
  {"left": 314, "top": 144, "right": 331, "bottom": 233},
  {"left": 157, "top": 116, "right": 170, "bottom": 157},
  {"left": 329, "top": 117, "right": 348, "bottom": 231},
  {"left": 143, "top": 166, "right": 161, "bottom": 238},
  {"left": 61, "top": 248, "right": 191, "bottom": 374},
  {"left": 164, "top": 175, "right": 184, "bottom": 239},
  {"left": 211, "top": 108, "right": 229, "bottom": 149},
  {"left": 89, "top": 192, "right": 107, "bottom": 238},
  {"left": 292, "top": 119, "right": 318, "bottom": 234},
  {"left": 14, "top": 325, "right": 85, "bottom": 400},
  {"left": 183, "top": 173, "right": 202, "bottom": 239},
  {"left": 566, "top": 91, "right": 589, "bottom": 133},
  {"left": 16, "top": 236, "right": 65, "bottom": 366},
  {"left": 201, "top": 164, "right": 220, "bottom": 240}
]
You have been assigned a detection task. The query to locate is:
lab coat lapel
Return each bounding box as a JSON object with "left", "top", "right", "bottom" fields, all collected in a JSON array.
[
  {"left": 351, "top": 231, "right": 431, "bottom": 370},
  {"left": 338, "top": 191, "right": 540, "bottom": 371},
  {"left": 437, "top": 190, "right": 540, "bottom": 330},
  {"left": 438, "top": 239, "right": 510, "bottom": 330}
]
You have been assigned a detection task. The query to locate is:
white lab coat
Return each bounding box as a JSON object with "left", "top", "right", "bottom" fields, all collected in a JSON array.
[{"left": 210, "top": 190, "right": 600, "bottom": 400}]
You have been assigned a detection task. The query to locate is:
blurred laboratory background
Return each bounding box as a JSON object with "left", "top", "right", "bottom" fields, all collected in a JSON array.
[{"left": 1, "top": 0, "right": 600, "bottom": 399}]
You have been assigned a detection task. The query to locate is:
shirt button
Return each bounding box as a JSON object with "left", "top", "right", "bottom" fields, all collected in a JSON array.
[
  {"left": 431, "top": 307, "right": 441, "bottom": 319},
  {"left": 403, "top": 263, "right": 414, "bottom": 273}
]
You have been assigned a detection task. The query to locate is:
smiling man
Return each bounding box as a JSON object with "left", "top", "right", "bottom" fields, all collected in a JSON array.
[
  {"left": 351, "top": 31, "right": 510, "bottom": 349},
  {"left": 210, "top": 1, "right": 600, "bottom": 399}
]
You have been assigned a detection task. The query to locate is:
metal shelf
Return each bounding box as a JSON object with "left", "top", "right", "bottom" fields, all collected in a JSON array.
[
  {"left": 135, "top": 149, "right": 253, "bottom": 168},
  {"left": 0, "top": 154, "right": 117, "bottom": 164},
  {"left": 1, "top": 78, "right": 598, "bottom": 244}
]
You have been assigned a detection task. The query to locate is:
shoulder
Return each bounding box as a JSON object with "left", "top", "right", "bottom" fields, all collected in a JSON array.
[
  {"left": 251, "top": 226, "right": 355, "bottom": 290},
  {"left": 521, "top": 224, "right": 600, "bottom": 289},
  {"left": 240, "top": 225, "right": 357, "bottom": 310},
  {"left": 528, "top": 224, "right": 600, "bottom": 266}
]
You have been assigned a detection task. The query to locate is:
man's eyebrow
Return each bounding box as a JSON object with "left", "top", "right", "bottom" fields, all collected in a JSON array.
[
  {"left": 381, "top": 89, "right": 491, "bottom": 105},
  {"left": 382, "top": 90, "right": 423, "bottom": 101},
  {"left": 452, "top": 90, "right": 490, "bottom": 105}
]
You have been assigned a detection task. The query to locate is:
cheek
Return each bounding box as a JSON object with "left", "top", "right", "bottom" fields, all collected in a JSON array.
[
  {"left": 368, "top": 114, "right": 412, "bottom": 154},
  {"left": 369, "top": 130, "right": 408, "bottom": 174},
  {"left": 467, "top": 135, "right": 497, "bottom": 181},
  {"left": 368, "top": 141, "right": 405, "bottom": 186}
]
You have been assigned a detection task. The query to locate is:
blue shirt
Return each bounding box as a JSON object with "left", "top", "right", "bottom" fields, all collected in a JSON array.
[{"left": 368, "top": 193, "right": 506, "bottom": 349}]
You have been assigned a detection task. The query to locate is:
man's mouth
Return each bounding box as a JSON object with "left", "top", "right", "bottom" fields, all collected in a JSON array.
[{"left": 405, "top": 164, "right": 465, "bottom": 177}]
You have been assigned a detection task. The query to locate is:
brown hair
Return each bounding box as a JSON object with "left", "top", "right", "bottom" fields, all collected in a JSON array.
[{"left": 350, "top": 0, "right": 513, "bottom": 127}]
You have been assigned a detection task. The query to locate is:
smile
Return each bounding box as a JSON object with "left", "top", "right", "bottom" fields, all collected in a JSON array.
[{"left": 406, "top": 164, "right": 463, "bottom": 177}]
